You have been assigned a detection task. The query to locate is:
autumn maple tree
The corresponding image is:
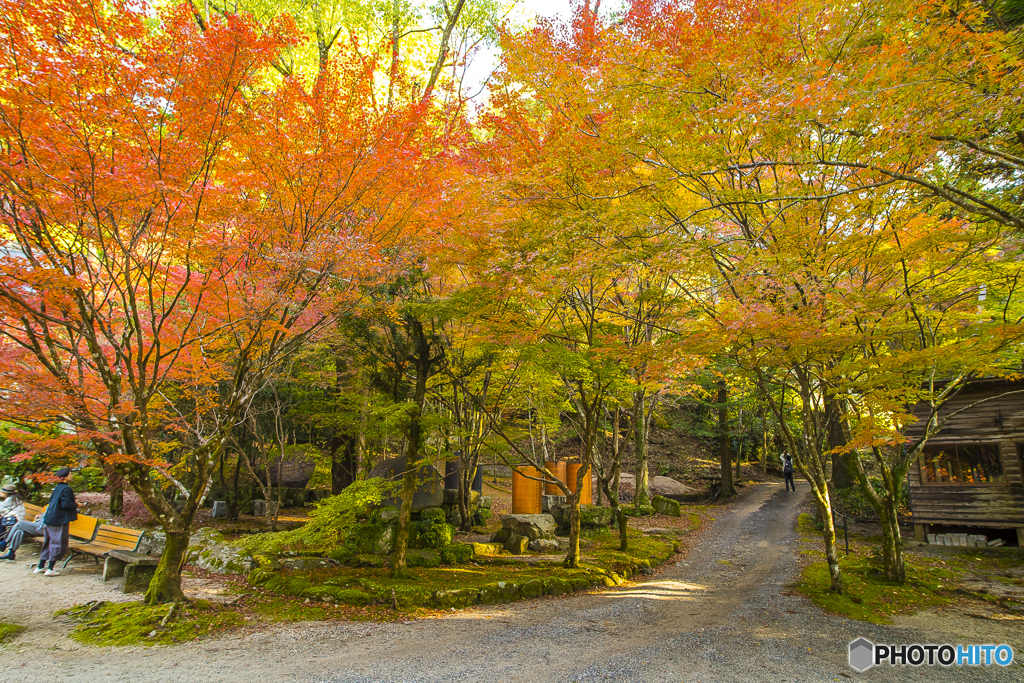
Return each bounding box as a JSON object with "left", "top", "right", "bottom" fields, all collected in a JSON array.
[{"left": 0, "top": 0, "right": 450, "bottom": 602}]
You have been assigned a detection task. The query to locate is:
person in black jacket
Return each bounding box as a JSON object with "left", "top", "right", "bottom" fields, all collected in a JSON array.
[
  {"left": 35, "top": 467, "right": 78, "bottom": 577},
  {"left": 782, "top": 454, "right": 796, "bottom": 493}
]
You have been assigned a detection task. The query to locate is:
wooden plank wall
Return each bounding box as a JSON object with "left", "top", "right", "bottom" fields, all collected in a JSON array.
[
  {"left": 907, "top": 382, "right": 1024, "bottom": 526},
  {"left": 905, "top": 381, "right": 1024, "bottom": 445}
]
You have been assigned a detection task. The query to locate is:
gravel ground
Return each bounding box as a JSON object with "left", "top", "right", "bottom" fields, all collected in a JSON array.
[{"left": 1, "top": 483, "right": 1020, "bottom": 682}]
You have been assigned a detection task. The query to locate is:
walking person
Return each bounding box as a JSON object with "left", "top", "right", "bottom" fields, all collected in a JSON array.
[
  {"left": 782, "top": 454, "right": 796, "bottom": 492},
  {"left": 35, "top": 468, "right": 78, "bottom": 576}
]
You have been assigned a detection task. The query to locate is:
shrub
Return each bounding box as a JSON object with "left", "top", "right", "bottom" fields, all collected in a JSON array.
[{"left": 236, "top": 478, "right": 394, "bottom": 555}]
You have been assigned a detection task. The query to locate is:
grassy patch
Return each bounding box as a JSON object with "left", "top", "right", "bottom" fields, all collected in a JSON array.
[
  {"left": 248, "top": 527, "right": 676, "bottom": 610},
  {"left": 57, "top": 600, "right": 244, "bottom": 647},
  {"left": 794, "top": 555, "right": 960, "bottom": 624},
  {"left": 0, "top": 621, "right": 25, "bottom": 644}
]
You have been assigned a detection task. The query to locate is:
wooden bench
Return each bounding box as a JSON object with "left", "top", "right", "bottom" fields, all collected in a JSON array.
[
  {"left": 103, "top": 549, "right": 160, "bottom": 593},
  {"left": 23, "top": 502, "right": 44, "bottom": 522},
  {"left": 64, "top": 523, "right": 146, "bottom": 568}
]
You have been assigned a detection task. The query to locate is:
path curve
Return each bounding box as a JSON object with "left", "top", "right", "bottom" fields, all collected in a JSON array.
[{"left": 2, "top": 483, "right": 1020, "bottom": 682}]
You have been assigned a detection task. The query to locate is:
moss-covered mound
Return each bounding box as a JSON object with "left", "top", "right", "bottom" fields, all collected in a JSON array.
[
  {"left": 248, "top": 528, "right": 677, "bottom": 610},
  {"left": 57, "top": 600, "right": 244, "bottom": 647}
]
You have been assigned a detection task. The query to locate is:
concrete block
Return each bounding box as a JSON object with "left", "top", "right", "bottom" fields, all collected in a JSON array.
[
  {"left": 211, "top": 501, "right": 228, "bottom": 519},
  {"left": 927, "top": 534, "right": 936, "bottom": 544},
  {"left": 123, "top": 564, "right": 157, "bottom": 593}
]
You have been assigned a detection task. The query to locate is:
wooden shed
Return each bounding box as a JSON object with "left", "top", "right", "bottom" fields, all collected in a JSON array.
[{"left": 905, "top": 379, "right": 1024, "bottom": 546}]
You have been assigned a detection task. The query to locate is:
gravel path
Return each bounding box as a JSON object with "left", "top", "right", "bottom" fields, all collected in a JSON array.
[{"left": 1, "top": 483, "right": 1020, "bottom": 682}]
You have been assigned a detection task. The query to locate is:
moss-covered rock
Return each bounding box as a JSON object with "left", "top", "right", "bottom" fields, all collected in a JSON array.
[
  {"left": 189, "top": 527, "right": 255, "bottom": 575},
  {"left": 350, "top": 553, "right": 388, "bottom": 568},
  {"left": 520, "top": 579, "right": 546, "bottom": 599},
  {"left": 579, "top": 505, "right": 614, "bottom": 528},
  {"left": 546, "top": 577, "right": 573, "bottom": 596},
  {"left": 652, "top": 496, "right": 681, "bottom": 517},
  {"left": 433, "top": 588, "right": 478, "bottom": 609},
  {"left": 412, "top": 518, "right": 454, "bottom": 550},
  {"left": 407, "top": 549, "right": 442, "bottom": 568},
  {"left": 347, "top": 520, "right": 395, "bottom": 555},
  {"left": 439, "top": 543, "right": 474, "bottom": 565},
  {"left": 420, "top": 507, "right": 446, "bottom": 524},
  {"left": 504, "top": 534, "right": 529, "bottom": 555},
  {"left": 301, "top": 586, "right": 374, "bottom": 606},
  {"left": 478, "top": 581, "right": 521, "bottom": 604},
  {"left": 471, "top": 542, "right": 506, "bottom": 557},
  {"left": 472, "top": 508, "right": 492, "bottom": 525}
]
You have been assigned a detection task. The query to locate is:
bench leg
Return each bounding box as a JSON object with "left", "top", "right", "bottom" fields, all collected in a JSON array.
[
  {"left": 62, "top": 550, "right": 76, "bottom": 569},
  {"left": 103, "top": 555, "right": 128, "bottom": 582},
  {"left": 123, "top": 564, "right": 157, "bottom": 594}
]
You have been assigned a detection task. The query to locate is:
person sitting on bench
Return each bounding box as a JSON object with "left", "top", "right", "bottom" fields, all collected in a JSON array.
[
  {"left": 0, "top": 483, "right": 26, "bottom": 548},
  {"left": 0, "top": 485, "right": 42, "bottom": 561}
]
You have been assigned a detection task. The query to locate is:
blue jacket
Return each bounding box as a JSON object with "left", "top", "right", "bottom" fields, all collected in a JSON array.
[{"left": 42, "top": 483, "right": 78, "bottom": 526}]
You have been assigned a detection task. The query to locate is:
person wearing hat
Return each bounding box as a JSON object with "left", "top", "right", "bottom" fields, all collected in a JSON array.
[
  {"left": 0, "top": 483, "right": 26, "bottom": 549},
  {"left": 0, "top": 483, "right": 25, "bottom": 520},
  {"left": 34, "top": 468, "right": 78, "bottom": 577}
]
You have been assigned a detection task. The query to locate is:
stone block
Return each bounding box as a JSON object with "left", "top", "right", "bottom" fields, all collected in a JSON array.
[
  {"left": 103, "top": 555, "right": 127, "bottom": 582},
  {"left": 652, "top": 496, "right": 681, "bottom": 517},
  {"left": 542, "top": 495, "right": 566, "bottom": 512},
  {"left": 500, "top": 513, "right": 557, "bottom": 540},
  {"left": 211, "top": 501, "right": 229, "bottom": 519},
  {"left": 528, "top": 538, "right": 559, "bottom": 553},
  {"left": 926, "top": 533, "right": 936, "bottom": 544},
  {"left": 123, "top": 564, "right": 157, "bottom": 593},
  {"left": 369, "top": 455, "right": 444, "bottom": 512},
  {"left": 504, "top": 534, "right": 529, "bottom": 555}
]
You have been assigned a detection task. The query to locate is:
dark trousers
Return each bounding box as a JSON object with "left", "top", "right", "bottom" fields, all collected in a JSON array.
[{"left": 784, "top": 472, "right": 796, "bottom": 492}]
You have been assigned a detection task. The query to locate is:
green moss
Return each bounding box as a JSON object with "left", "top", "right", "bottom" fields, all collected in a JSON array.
[
  {"left": 793, "top": 556, "right": 955, "bottom": 625},
  {"left": 301, "top": 586, "right": 374, "bottom": 606},
  {"left": 246, "top": 523, "right": 677, "bottom": 613},
  {"left": 407, "top": 549, "right": 441, "bottom": 568},
  {"left": 439, "top": 543, "right": 474, "bottom": 565},
  {"left": 420, "top": 507, "right": 446, "bottom": 524},
  {"left": 57, "top": 600, "right": 243, "bottom": 647},
  {"left": 412, "top": 519, "right": 454, "bottom": 550},
  {"left": 0, "top": 622, "right": 25, "bottom": 643}
]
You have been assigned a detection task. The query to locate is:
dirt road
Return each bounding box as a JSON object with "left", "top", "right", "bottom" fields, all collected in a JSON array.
[{"left": 2, "top": 483, "right": 1019, "bottom": 682}]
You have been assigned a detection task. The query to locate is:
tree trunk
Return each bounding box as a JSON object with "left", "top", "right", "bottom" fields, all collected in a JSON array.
[
  {"left": 330, "top": 435, "right": 358, "bottom": 494},
  {"left": 633, "top": 389, "right": 650, "bottom": 512},
  {"left": 564, "top": 493, "right": 582, "bottom": 568},
  {"left": 391, "top": 319, "right": 432, "bottom": 578},
  {"left": 718, "top": 378, "right": 735, "bottom": 497},
  {"left": 457, "top": 460, "right": 471, "bottom": 532},
  {"left": 102, "top": 462, "right": 124, "bottom": 517},
  {"left": 825, "top": 394, "right": 853, "bottom": 490},
  {"left": 144, "top": 530, "right": 189, "bottom": 605},
  {"left": 391, "top": 463, "right": 417, "bottom": 579},
  {"left": 813, "top": 492, "right": 843, "bottom": 593}
]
